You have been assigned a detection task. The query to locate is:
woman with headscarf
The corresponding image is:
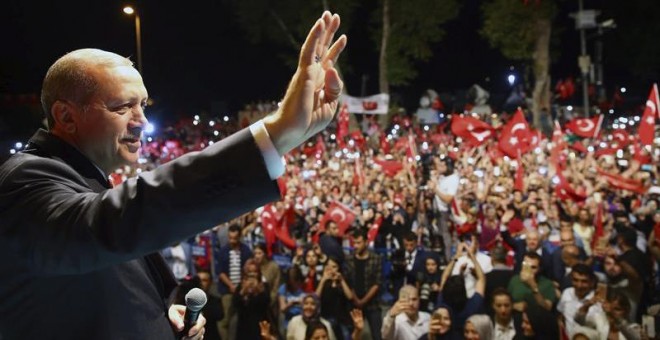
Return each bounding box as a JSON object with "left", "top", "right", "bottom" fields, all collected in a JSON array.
[
  {"left": 286, "top": 294, "right": 337, "bottom": 340},
  {"left": 463, "top": 314, "right": 494, "bottom": 340},
  {"left": 417, "top": 304, "right": 460, "bottom": 340}
]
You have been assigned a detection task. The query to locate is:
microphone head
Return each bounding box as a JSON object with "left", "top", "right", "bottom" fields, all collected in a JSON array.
[{"left": 185, "top": 288, "right": 207, "bottom": 312}]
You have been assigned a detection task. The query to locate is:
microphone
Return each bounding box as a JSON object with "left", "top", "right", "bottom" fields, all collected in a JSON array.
[{"left": 182, "top": 288, "right": 207, "bottom": 335}]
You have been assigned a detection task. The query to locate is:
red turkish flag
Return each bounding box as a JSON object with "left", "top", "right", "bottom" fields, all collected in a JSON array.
[
  {"left": 451, "top": 115, "right": 494, "bottom": 146},
  {"left": 570, "top": 141, "right": 588, "bottom": 154},
  {"left": 555, "top": 174, "right": 587, "bottom": 202},
  {"left": 638, "top": 84, "right": 659, "bottom": 146},
  {"left": 373, "top": 158, "right": 404, "bottom": 177},
  {"left": 565, "top": 115, "right": 603, "bottom": 138},
  {"left": 611, "top": 129, "right": 630, "bottom": 148},
  {"left": 550, "top": 121, "right": 566, "bottom": 168},
  {"left": 379, "top": 133, "right": 391, "bottom": 154},
  {"left": 260, "top": 204, "right": 279, "bottom": 256},
  {"left": 514, "top": 157, "right": 525, "bottom": 192},
  {"left": 596, "top": 167, "right": 647, "bottom": 194},
  {"left": 320, "top": 201, "right": 356, "bottom": 236},
  {"left": 499, "top": 108, "right": 534, "bottom": 158},
  {"left": 336, "top": 104, "right": 350, "bottom": 148}
]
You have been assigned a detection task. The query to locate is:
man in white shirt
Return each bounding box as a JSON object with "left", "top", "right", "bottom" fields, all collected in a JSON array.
[
  {"left": 430, "top": 157, "right": 460, "bottom": 262},
  {"left": 491, "top": 288, "right": 517, "bottom": 340},
  {"left": 382, "top": 285, "right": 430, "bottom": 340},
  {"left": 557, "top": 263, "right": 602, "bottom": 337}
]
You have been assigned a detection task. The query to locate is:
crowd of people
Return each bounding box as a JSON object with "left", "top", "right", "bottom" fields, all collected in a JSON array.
[{"left": 122, "top": 104, "right": 660, "bottom": 340}]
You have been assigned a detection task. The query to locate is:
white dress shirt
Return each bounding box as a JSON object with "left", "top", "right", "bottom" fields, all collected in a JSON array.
[
  {"left": 381, "top": 311, "right": 430, "bottom": 340},
  {"left": 494, "top": 318, "right": 516, "bottom": 340}
]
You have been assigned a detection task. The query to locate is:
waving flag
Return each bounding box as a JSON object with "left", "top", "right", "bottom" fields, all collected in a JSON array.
[
  {"left": 320, "top": 201, "right": 357, "bottom": 236},
  {"left": 596, "top": 167, "right": 647, "bottom": 194},
  {"left": 565, "top": 115, "right": 603, "bottom": 138},
  {"left": 499, "top": 108, "right": 534, "bottom": 158},
  {"left": 451, "top": 115, "right": 494, "bottom": 146},
  {"left": 639, "top": 83, "right": 659, "bottom": 146}
]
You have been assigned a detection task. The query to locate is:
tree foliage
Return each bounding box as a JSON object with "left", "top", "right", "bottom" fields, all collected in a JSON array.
[
  {"left": 376, "top": 0, "right": 459, "bottom": 87},
  {"left": 480, "top": 0, "right": 557, "bottom": 61}
]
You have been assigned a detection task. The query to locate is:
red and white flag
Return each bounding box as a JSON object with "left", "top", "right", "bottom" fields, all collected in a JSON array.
[
  {"left": 638, "top": 83, "right": 659, "bottom": 146},
  {"left": 320, "top": 201, "right": 357, "bottom": 236},
  {"left": 499, "top": 108, "right": 534, "bottom": 158},
  {"left": 565, "top": 115, "right": 603, "bottom": 138},
  {"left": 611, "top": 129, "right": 630, "bottom": 148},
  {"left": 596, "top": 167, "right": 647, "bottom": 194},
  {"left": 450, "top": 115, "right": 494, "bottom": 146},
  {"left": 336, "top": 104, "right": 350, "bottom": 148}
]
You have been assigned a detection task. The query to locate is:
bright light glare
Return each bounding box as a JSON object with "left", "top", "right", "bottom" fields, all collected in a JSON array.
[
  {"left": 507, "top": 74, "right": 516, "bottom": 86},
  {"left": 123, "top": 6, "right": 135, "bottom": 15},
  {"left": 144, "top": 123, "right": 155, "bottom": 134}
]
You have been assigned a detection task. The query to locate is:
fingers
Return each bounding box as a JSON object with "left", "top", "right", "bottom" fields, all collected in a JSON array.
[
  {"left": 325, "top": 34, "right": 347, "bottom": 68},
  {"left": 320, "top": 13, "right": 341, "bottom": 58},
  {"left": 187, "top": 314, "right": 206, "bottom": 337},
  {"left": 300, "top": 18, "right": 325, "bottom": 67},
  {"left": 168, "top": 304, "right": 186, "bottom": 331},
  {"left": 323, "top": 68, "right": 343, "bottom": 104}
]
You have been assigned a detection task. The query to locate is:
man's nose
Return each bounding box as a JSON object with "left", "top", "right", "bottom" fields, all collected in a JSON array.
[{"left": 129, "top": 105, "right": 148, "bottom": 129}]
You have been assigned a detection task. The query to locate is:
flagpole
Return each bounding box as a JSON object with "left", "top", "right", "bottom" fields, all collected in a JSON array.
[{"left": 593, "top": 114, "right": 604, "bottom": 139}]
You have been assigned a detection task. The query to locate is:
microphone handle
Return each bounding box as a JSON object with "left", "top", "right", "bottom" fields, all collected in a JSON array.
[{"left": 182, "top": 308, "right": 202, "bottom": 336}]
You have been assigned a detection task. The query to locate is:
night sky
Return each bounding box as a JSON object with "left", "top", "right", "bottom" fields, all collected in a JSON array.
[{"left": 1, "top": 0, "right": 657, "bottom": 142}]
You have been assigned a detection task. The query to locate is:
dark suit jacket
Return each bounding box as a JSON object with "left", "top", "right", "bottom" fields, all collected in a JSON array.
[{"left": 0, "top": 128, "right": 279, "bottom": 339}]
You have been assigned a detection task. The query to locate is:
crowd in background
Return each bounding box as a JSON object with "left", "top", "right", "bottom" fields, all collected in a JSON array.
[{"left": 112, "top": 103, "right": 660, "bottom": 340}]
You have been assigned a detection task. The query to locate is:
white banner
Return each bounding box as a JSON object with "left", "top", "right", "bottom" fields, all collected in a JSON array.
[{"left": 341, "top": 93, "right": 389, "bottom": 114}]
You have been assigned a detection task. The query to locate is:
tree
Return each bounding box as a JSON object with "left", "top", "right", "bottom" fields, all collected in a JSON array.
[
  {"left": 375, "top": 0, "right": 459, "bottom": 94},
  {"left": 481, "top": 0, "right": 558, "bottom": 130}
]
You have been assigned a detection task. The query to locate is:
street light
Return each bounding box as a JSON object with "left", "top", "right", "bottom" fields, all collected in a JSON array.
[
  {"left": 570, "top": 0, "right": 599, "bottom": 117},
  {"left": 123, "top": 5, "right": 142, "bottom": 74}
]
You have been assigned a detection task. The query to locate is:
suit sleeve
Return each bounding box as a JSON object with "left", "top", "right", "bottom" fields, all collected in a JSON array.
[{"left": 0, "top": 128, "right": 280, "bottom": 275}]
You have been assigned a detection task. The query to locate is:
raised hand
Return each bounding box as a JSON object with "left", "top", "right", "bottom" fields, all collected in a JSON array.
[
  {"left": 350, "top": 309, "right": 364, "bottom": 331},
  {"left": 264, "top": 11, "right": 348, "bottom": 156}
]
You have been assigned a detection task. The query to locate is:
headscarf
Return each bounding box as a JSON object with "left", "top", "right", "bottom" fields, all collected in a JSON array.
[{"left": 301, "top": 293, "right": 321, "bottom": 325}]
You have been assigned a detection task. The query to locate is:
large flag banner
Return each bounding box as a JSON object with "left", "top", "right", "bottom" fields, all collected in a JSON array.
[
  {"left": 596, "top": 167, "right": 647, "bottom": 194},
  {"left": 638, "top": 83, "right": 659, "bottom": 146},
  {"left": 565, "top": 115, "right": 603, "bottom": 138},
  {"left": 341, "top": 93, "right": 390, "bottom": 114}
]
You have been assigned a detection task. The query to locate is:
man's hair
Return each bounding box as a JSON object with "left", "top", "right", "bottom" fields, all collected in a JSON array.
[
  {"left": 228, "top": 224, "right": 241, "bottom": 234},
  {"left": 352, "top": 228, "right": 368, "bottom": 241},
  {"left": 403, "top": 231, "right": 417, "bottom": 242},
  {"left": 571, "top": 263, "right": 596, "bottom": 282},
  {"left": 490, "top": 287, "right": 512, "bottom": 304},
  {"left": 398, "top": 284, "right": 417, "bottom": 299},
  {"left": 523, "top": 251, "right": 542, "bottom": 264},
  {"left": 41, "top": 48, "right": 133, "bottom": 128},
  {"left": 618, "top": 228, "right": 637, "bottom": 248}
]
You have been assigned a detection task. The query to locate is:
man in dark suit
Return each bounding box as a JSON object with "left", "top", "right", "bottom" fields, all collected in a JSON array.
[
  {"left": 500, "top": 222, "right": 553, "bottom": 279},
  {"left": 0, "top": 12, "right": 347, "bottom": 340},
  {"left": 485, "top": 246, "right": 514, "bottom": 306}
]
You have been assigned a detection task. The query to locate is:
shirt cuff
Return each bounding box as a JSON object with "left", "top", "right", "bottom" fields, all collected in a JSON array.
[{"left": 249, "top": 120, "right": 285, "bottom": 180}]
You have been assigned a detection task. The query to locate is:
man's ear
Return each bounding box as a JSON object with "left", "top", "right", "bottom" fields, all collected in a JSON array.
[{"left": 51, "top": 101, "right": 77, "bottom": 133}]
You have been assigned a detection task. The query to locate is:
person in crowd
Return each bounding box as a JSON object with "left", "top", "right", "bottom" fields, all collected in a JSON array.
[
  {"left": 556, "top": 244, "right": 581, "bottom": 290},
  {"left": 279, "top": 265, "right": 307, "bottom": 331},
  {"left": 316, "top": 257, "right": 353, "bottom": 339},
  {"left": 197, "top": 270, "right": 225, "bottom": 340},
  {"left": 403, "top": 231, "right": 427, "bottom": 286},
  {"left": 345, "top": 229, "right": 383, "bottom": 340},
  {"left": 518, "top": 303, "right": 561, "bottom": 340},
  {"left": 300, "top": 246, "right": 325, "bottom": 292},
  {"left": 490, "top": 288, "right": 521, "bottom": 340},
  {"left": 381, "top": 285, "right": 430, "bottom": 340},
  {"left": 217, "top": 224, "right": 253, "bottom": 339},
  {"left": 551, "top": 228, "right": 587, "bottom": 283},
  {"left": 557, "top": 263, "right": 598, "bottom": 337},
  {"left": 418, "top": 304, "right": 460, "bottom": 340},
  {"left": 253, "top": 243, "right": 282, "bottom": 322},
  {"left": 0, "top": 12, "right": 347, "bottom": 338},
  {"left": 287, "top": 293, "right": 337, "bottom": 340},
  {"left": 574, "top": 289, "right": 641, "bottom": 340},
  {"left": 233, "top": 259, "right": 272, "bottom": 340},
  {"left": 600, "top": 253, "right": 643, "bottom": 321},
  {"left": 319, "top": 221, "right": 345, "bottom": 264},
  {"left": 500, "top": 211, "right": 553, "bottom": 278},
  {"left": 429, "top": 157, "right": 460, "bottom": 262},
  {"left": 507, "top": 252, "right": 557, "bottom": 312},
  {"left": 161, "top": 240, "right": 197, "bottom": 282},
  {"left": 463, "top": 314, "right": 493, "bottom": 340},
  {"left": 485, "top": 246, "right": 514, "bottom": 304},
  {"left": 437, "top": 241, "right": 486, "bottom": 333},
  {"left": 572, "top": 208, "right": 595, "bottom": 256},
  {"left": 416, "top": 253, "right": 442, "bottom": 313}
]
